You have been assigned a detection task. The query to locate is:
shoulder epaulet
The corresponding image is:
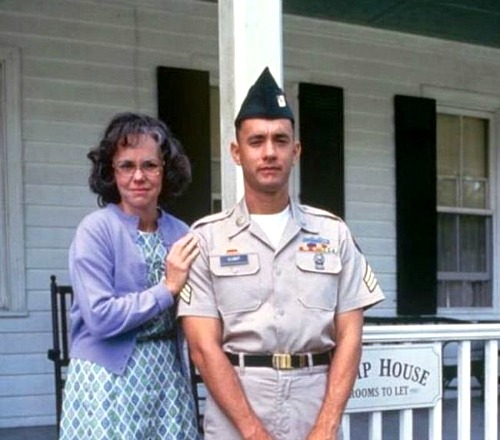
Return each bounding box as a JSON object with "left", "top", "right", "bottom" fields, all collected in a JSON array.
[
  {"left": 299, "top": 204, "right": 343, "bottom": 222},
  {"left": 191, "top": 208, "right": 234, "bottom": 229}
]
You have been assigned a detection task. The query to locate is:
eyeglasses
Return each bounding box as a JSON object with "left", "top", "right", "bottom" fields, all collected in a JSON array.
[{"left": 113, "top": 160, "right": 164, "bottom": 178}]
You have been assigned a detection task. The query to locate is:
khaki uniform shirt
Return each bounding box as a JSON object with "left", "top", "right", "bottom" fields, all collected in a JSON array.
[{"left": 178, "top": 199, "right": 384, "bottom": 355}]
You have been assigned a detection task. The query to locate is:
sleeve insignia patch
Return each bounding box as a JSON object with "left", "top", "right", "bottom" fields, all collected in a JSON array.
[
  {"left": 179, "top": 283, "right": 193, "bottom": 305},
  {"left": 363, "top": 264, "right": 379, "bottom": 293}
]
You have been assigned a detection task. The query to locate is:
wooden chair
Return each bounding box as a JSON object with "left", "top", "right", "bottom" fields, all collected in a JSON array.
[
  {"left": 46, "top": 275, "right": 73, "bottom": 431},
  {"left": 46, "top": 274, "right": 206, "bottom": 432}
]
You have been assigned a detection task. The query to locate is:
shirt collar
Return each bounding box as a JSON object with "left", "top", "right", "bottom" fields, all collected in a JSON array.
[{"left": 227, "top": 198, "right": 319, "bottom": 238}]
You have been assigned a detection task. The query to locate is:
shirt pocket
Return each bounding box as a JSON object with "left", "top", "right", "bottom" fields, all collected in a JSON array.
[
  {"left": 296, "top": 252, "right": 341, "bottom": 311},
  {"left": 209, "top": 253, "right": 262, "bottom": 315}
]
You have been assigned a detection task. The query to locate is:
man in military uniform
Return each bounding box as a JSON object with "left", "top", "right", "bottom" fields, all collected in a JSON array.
[{"left": 178, "top": 67, "right": 384, "bottom": 440}]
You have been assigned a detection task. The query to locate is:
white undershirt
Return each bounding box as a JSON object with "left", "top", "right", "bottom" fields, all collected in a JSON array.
[{"left": 251, "top": 205, "right": 291, "bottom": 248}]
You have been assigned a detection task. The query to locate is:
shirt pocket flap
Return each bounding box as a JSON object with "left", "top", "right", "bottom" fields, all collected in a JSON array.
[
  {"left": 296, "top": 252, "right": 342, "bottom": 274},
  {"left": 209, "top": 253, "right": 260, "bottom": 277}
]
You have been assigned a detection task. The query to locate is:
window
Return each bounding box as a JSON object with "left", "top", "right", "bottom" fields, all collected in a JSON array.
[
  {"left": 157, "top": 66, "right": 211, "bottom": 224},
  {"left": 437, "top": 111, "right": 493, "bottom": 308},
  {"left": 0, "top": 46, "right": 25, "bottom": 314},
  {"left": 210, "top": 86, "right": 221, "bottom": 213}
]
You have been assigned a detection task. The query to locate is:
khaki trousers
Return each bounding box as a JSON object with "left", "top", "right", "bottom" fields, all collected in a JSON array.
[{"left": 203, "top": 365, "right": 342, "bottom": 440}]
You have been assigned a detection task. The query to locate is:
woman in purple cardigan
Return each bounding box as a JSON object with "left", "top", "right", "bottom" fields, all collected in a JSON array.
[{"left": 59, "top": 112, "right": 200, "bottom": 439}]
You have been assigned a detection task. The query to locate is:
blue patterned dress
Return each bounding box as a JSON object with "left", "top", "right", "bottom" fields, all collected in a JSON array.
[{"left": 59, "top": 230, "right": 200, "bottom": 439}]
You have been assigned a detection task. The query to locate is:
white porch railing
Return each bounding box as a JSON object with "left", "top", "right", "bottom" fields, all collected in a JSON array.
[{"left": 341, "top": 323, "right": 500, "bottom": 440}]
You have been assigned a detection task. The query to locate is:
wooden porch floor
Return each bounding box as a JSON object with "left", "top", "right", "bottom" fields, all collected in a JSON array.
[{"left": 0, "top": 396, "right": 497, "bottom": 439}]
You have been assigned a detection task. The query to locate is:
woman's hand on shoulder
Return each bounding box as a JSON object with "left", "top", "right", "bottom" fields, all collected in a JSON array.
[{"left": 164, "top": 233, "right": 199, "bottom": 295}]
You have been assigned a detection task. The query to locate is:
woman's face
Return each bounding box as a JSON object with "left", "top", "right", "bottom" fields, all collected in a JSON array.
[{"left": 112, "top": 133, "right": 164, "bottom": 217}]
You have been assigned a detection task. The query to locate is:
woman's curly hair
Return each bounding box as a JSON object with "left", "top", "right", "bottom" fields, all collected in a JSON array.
[{"left": 87, "top": 112, "right": 191, "bottom": 207}]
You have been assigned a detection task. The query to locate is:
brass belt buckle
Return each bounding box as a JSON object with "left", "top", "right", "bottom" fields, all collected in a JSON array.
[{"left": 272, "top": 353, "right": 293, "bottom": 370}]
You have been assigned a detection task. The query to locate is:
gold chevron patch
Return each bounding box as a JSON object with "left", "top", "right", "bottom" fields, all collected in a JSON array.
[
  {"left": 180, "top": 283, "right": 193, "bottom": 305},
  {"left": 363, "top": 264, "right": 378, "bottom": 293}
]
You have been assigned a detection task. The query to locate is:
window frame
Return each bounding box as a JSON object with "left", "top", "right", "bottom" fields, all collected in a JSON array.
[
  {"left": 436, "top": 105, "right": 497, "bottom": 316},
  {"left": 0, "top": 46, "right": 26, "bottom": 315}
]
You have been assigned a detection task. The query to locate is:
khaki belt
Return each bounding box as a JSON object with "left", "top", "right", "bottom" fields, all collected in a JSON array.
[{"left": 225, "top": 351, "right": 332, "bottom": 370}]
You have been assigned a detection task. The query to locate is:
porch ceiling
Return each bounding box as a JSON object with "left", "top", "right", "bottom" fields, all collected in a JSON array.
[
  {"left": 284, "top": 0, "right": 500, "bottom": 49},
  {"left": 205, "top": 1, "right": 500, "bottom": 49}
]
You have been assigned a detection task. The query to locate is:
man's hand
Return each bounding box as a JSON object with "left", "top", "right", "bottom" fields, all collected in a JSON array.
[
  {"left": 306, "top": 423, "right": 338, "bottom": 440},
  {"left": 241, "top": 422, "right": 274, "bottom": 440},
  {"left": 307, "top": 309, "right": 364, "bottom": 440},
  {"left": 183, "top": 316, "right": 275, "bottom": 440}
]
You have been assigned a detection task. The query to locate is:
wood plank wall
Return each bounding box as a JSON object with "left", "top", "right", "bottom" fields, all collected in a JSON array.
[{"left": 1, "top": 0, "right": 500, "bottom": 428}]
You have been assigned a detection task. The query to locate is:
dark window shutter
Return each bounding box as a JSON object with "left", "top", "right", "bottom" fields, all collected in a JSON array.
[
  {"left": 395, "top": 95, "right": 437, "bottom": 315},
  {"left": 157, "top": 67, "right": 211, "bottom": 225},
  {"left": 299, "top": 83, "right": 344, "bottom": 218}
]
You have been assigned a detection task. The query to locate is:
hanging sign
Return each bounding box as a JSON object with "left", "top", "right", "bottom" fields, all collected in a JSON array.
[{"left": 345, "top": 343, "right": 442, "bottom": 412}]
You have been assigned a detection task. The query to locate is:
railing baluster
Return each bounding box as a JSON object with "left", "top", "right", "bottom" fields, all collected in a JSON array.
[
  {"left": 341, "top": 414, "right": 350, "bottom": 440},
  {"left": 429, "top": 391, "right": 442, "bottom": 440},
  {"left": 484, "top": 339, "right": 498, "bottom": 440},
  {"left": 368, "top": 411, "right": 382, "bottom": 440},
  {"left": 457, "top": 340, "right": 471, "bottom": 440},
  {"left": 399, "top": 408, "right": 412, "bottom": 439}
]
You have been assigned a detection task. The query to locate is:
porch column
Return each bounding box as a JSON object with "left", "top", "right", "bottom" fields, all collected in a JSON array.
[{"left": 218, "top": 0, "right": 283, "bottom": 209}]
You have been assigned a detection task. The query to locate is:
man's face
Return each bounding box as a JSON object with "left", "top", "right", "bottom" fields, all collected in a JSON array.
[{"left": 231, "top": 118, "right": 301, "bottom": 196}]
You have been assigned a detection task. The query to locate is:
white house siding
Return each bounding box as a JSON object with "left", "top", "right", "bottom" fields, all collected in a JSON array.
[
  {"left": 0, "top": 0, "right": 499, "bottom": 428},
  {"left": 0, "top": 0, "right": 219, "bottom": 428},
  {"left": 284, "top": 16, "right": 500, "bottom": 318}
]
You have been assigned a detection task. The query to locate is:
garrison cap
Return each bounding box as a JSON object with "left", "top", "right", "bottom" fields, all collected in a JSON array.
[{"left": 234, "top": 67, "right": 294, "bottom": 126}]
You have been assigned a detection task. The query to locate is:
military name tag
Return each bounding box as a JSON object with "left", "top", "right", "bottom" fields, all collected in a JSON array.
[{"left": 220, "top": 254, "right": 249, "bottom": 266}]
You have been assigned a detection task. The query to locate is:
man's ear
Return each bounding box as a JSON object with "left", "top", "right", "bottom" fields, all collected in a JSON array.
[
  {"left": 230, "top": 141, "right": 241, "bottom": 165},
  {"left": 293, "top": 141, "right": 302, "bottom": 165}
]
